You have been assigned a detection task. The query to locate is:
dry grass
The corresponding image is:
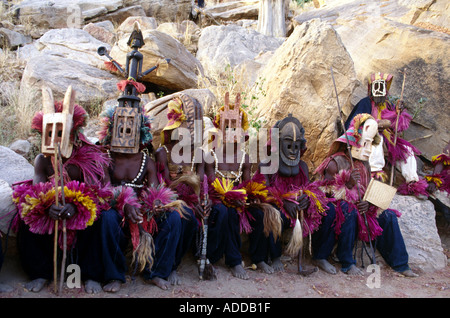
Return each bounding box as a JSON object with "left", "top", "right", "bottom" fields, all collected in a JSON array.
[{"left": 0, "top": 46, "right": 39, "bottom": 146}]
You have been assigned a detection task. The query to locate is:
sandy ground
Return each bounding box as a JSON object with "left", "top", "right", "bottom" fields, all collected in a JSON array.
[{"left": 0, "top": 215, "right": 449, "bottom": 300}]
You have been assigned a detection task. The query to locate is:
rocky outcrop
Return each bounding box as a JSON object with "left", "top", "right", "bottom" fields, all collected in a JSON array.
[
  {"left": 391, "top": 194, "right": 447, "bottom": 271},
  {"left": 293, "top": 0, "right": 450, "bottom": 161},
  {"left": 110, "top": 28, "right": 204, "bottom": 91},
  {"left": 0, "top": 146, "right": 34, "bottom": 186},
  {"left": 196, "top": 24, "right": 284, "bottom": 78},
  {"left": 20, "top": 54, "right": 119, "bottom": 106},
  {"left": 252, "top": 19, "right": 359, "bottom": 171}
]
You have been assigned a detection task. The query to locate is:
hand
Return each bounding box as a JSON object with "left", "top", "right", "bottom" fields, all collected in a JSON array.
[
  {"left": 248, "top": 197, "right": 261, "bottom": 206},
  {"left": 283, "top": 199, "right": 299, "bottom": 220},
  {"left": 124, "top": 203, "right": 143, "bottom": 224},
  {"left": 153, "top": 199, "right": 165, "bottom": 214},
  {"left": 357, "top": 200, "right": 369, "bottom": 214},
  {"left": 297, "top": 194, "right": 310, "bottom": 211},
  {"left": 397, "top": 100, "right": 405, "bottom": 112},
  {"left": 48, "top": 203, "right": 76, "bottom": 220},
  {"left": 426, "top": 182, "right": 437, "bottom": 194},
  {"left": 348, "top": 170, "right": 361, "bottom": 189}
]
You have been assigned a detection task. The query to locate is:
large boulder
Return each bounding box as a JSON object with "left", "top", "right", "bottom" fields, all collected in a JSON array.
[
  {"left": 0, "top": 180, "right": 16, "bottom": 236},
  {"left": 11, "top": 0, "right": 124, "bottom": 29},
  {"left": 252, "top": 19, "right": 360, "bottom": 172},
  {"left": 110, "top": 29, "right": 204, "bottom": 91},
  {"left": 391, "top": 194, "right": 447, "bottom": 271},
  {"left": 32, "top": 28, "right": 112, "bottom": 69},
  {"left": 0, "top": 146, "right": 34, "bottom": 186},
  {"left": 20, "top": 54, "right": 119, "bottom": 106},
  {"left": 196, "top": 24, "right": 284, "bottom": 78},
  {"left": 139, "top": 0, "right": 192, "bottom": 23}
]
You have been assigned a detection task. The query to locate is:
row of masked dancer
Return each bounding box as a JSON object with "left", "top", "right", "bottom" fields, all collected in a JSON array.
[{"left": 5, "top": 72, "right": 448, "bottom": 294}]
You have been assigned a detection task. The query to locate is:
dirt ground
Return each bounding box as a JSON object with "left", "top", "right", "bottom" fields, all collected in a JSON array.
[{"left": 0, "top": 214, "right": 449, "bottom": 300}]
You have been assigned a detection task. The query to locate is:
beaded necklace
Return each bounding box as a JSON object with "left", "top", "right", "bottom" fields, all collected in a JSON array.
[
  {"left": 163, "top": 145, "right": 199, "bottom": 173},
  {"left": 108, "top": 150, "right": 147, "bottom": 188},
  {"left": 211, "top": 148, "right": 246, "bottom": 183}
]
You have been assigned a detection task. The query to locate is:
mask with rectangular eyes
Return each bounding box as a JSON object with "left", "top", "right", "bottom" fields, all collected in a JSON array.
[
  {"left": 217, "top": 92, "right": 249, "bottom": 144},
  {"left": 110, "top": 106, "right": 142, "bottom": 153},
  {"left": 41, "top": 85, "right": 75, "bottom": 158}
]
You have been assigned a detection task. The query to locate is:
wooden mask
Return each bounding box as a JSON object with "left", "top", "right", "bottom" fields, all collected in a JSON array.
[
  {"left": 219, "top": 92, "right": 243, "bottom": 143},
  {"left": 41, "top": 85, "right": 75, "bottom": 158},
  {"left": 110, "top": 106, "right": 141, "bottom": 153}
]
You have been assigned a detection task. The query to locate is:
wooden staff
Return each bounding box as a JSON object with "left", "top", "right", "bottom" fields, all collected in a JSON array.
[
  {"left": 199, "top": 193, "right": 209, "bottom": 280},
  {"left": 389, "top": 69, "right": 407, "bottom": 186},
  {"left": 330, "top": 67, "right": 376, "bottom": 264},
  {"left": 53, "top": 146, "right": 60, "bottom": 294},
  {"left": 57, "top": 143, "right": 67, "bottom": 295}
]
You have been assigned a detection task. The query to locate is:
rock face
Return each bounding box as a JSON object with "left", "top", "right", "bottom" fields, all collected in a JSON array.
[
  {"left": 35, "top": 28, "right": 112, "bottom": 69},
  {"left": 253, "top": 19, "right": 360, "bottom": 172},
  {"left": 0, "top": 180, "right": 16, "bottom": 235},
  {"left": 196, "top": 24, "right": 284, "bottom": 78},
  {"left": 391, "top": 194, "right": 447, "bottom": 271},
  {"left": 293, "top": 0, "right": 450, "bottom": 161},
  {"left": 20, "top": 54, "right": 119, "bottom": 106},
  {"left": 0, "top": 146, "right": 34, "bottom": 186},
  {"left": 110, "top": 29, "right": 204, "bottom": 91}
]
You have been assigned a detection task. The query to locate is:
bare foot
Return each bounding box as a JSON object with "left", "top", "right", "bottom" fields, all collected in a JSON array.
[
  {"left": 168, "top": 270, "right": 181, "bottom": 285},
  {"left": 146, "top": 277, "right": 170, "bottom": 290},
  {"left": 399, "top": 269, "right": 419, "bottom": 277},
  {"left": 271, "top": 258, "right": 285, "bottom": 272},
  {"left": 257, "top": 261, "right": 274, "bottom": 274},
  {"left": 345, "top": 264, "right": 364, "bottom": 276},
  {"left": 231, "top": 264, "right": 249, "bottom": 280},
  {"left": 103, "top": 280, "right": 122, "bottom": 293},
  {"left": 25, "top": 278, "right": 48, "bottom": 292},
  {"left": 313, "top": 259, "right": 337, "bottom": 275},
  {"left": 85, "top": 280, "right": 103, "bottom": 294}
]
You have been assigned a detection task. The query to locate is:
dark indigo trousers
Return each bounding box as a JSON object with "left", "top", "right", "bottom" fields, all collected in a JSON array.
[
  {"left": 17, "top": 221, "right": 58, "bottom": 281},
  {"left": 248, "top": 205, "right": 290, "bottom": 264},
  {"left": 17, "top": 209, "right": 128, "bottom": 283},
  {"left": 173, "top": 207, "right": 198, "bottom": 270},
  {"left": 376, "top": 209, "right": 410, "bottom": 272},
  {"left": 312, "top": 202, "right": 358, "bottom": 271},
  {"left": 0, "top": 237, "right": 4, "bottom": 272},
  {"left": 206, "top": 203, "right": 242, "bottom": 267},
  {"left": 143, "top": 210, "right": 181, "bottom": 280},
  {"left": 79, "top": 208, "right": 128, "bottom": 283}
]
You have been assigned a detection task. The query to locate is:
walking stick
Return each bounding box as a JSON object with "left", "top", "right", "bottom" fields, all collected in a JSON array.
[
  {"left": 53, "top": 145, "right": 60, "bottom": 293},
  {"left": 389, "top": 69, "right": 407, "bottom": 186},
  {"left": 198, "top": 176, "right": 216, "bottom": 280},
  {"left": 330, "top": 67, "right": 376, "bottom": 264},
  {"left": 57, "top": 143, "right": 67, "bottom": 295}
]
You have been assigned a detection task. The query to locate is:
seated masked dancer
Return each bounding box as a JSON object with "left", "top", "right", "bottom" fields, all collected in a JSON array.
[
  {"left": 13, "top": 86, "right": 114, "bottom": 294},
  {"left": 248, "top": 114, "right": 329, "bottom": 276},
  {"left": 201, "top": 92, "right": 252, "bottom": 280},
  {"left": 345, "top": 72, "right": 428, "bottom": 198},
  {"left": 155, "top": 95, "right": 207, "bottom": 283},
  {"left": 315, "top": 114, "right": 418, "bottom": 277},
  {"left": 97, "top": 22, "right": 185, "bottom": 291},
  {"left": 97, "top": 98, "right": 187, "bottom": 291}
]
